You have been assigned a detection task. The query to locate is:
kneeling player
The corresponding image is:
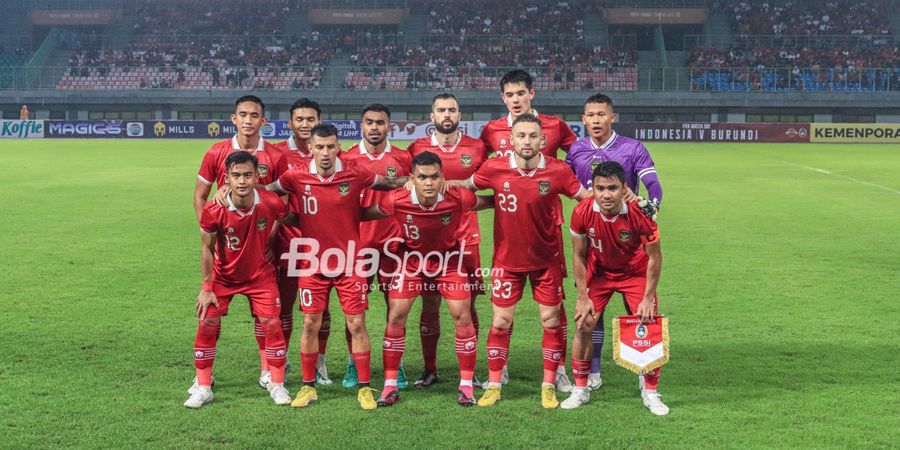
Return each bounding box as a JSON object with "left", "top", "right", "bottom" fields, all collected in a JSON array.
[
  {"left": 185, "top": 151, "right": 291, "bottom": 408},
  {"left": 562, "top": 161, "right": 668, "bottom": 415},
  {"left": 364, "top": 151, "right": 491, "bottom": 407}
]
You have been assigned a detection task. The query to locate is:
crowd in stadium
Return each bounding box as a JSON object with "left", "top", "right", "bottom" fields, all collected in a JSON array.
[
  {"left": 724, "top": 0, "right": 892, "bottom": 36},
  {"left": 420, "top": 0, "right": 588, "bottom": 36}
]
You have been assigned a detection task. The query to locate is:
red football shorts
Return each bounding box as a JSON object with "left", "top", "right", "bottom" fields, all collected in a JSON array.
[
  {"left": 388, "top": 256, "right": 471, "bottom": 301},
  {"left": 298, "top": 273, "right": 368, "bottom": 315},
  {"left": 490, "top": 264, "right": 564, "bottom": 308},
  {"left": 363, "top": 238, "right": 399, "bottom": 294},
  {"left": 204, "top": 272, "right": 280, "bottom": 319},
  {"left": 462, "top": 244, "right": 485, "bottom": 296},
  {"left": 587, "top": 275, "right": 658, "bottom": 315}
]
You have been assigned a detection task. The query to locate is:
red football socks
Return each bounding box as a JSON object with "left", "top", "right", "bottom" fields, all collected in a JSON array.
[
  {"left": 572, "top": 358, "right": 590, "bottom": 388},
  {"left": 382, "top": 324, "right": 406, "bottom": 381},
  {"left": 542, "top": 326, "right": 563, "bottom": 384},
  {"left": 419, "top": 311, "right": 440, "bottom": 372},
  {"left": 351, "top": 352, "right": 371, "bottom": 386},
  {"left": 264, "top": 318, "right": 286, "bottom": 384},
  {"left": 455, "top": 323, "right": 477, "bottom": 382},
  {"left": 486, "top": 326, "right": 510, "bottom": 384},
  {"left": 193, "top": 320, "right": 218, "bottom": 386}
]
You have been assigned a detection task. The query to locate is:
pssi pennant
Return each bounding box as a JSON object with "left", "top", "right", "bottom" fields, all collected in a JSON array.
[{"left": 612, "top": 315, "right": 669, "bottom": 374}]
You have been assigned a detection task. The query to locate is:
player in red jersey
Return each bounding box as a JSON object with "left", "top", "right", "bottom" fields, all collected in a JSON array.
[
  {"left": 479, "top": 70, "right": 578, "bottom": 390},
  {"left": 184, "top": 151, "right": 292, "bottom": 408},
  {"left": 269, "top": 98, "right": 336, "bottom": 385},
  {"left": 406, "top": 93, "right": 488, "bottom": 388},
  {"left": 264, "top": 123, "right": 409, "bottom": 410},
  {"left": 561, "top": 161, "right": 668, "bottom": 416},
  {"left": 363, "top": 151, "right": 492, "bottom": 407},
  {"left": 458, "top": 114, "right": 591, "bottom": 408},
  {"left": 479, "top": 69, "right": 578, "bottom": 160},
  {"left": 341, "top": 103, "right": 413, "bottom": 389},
  {"left": 190, "top": 95, "right": 285, "bottom": 392}
]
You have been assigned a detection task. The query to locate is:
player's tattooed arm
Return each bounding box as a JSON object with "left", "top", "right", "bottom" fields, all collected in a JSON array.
[
  {"left": 197, "top": 231, "right": 219, "bottom": 319},
  {"left": 570, "top": 235, "right": 596, "bottom": 329},
  {"left": 445, "top": 178, "right": 477, "bottom": 191},
  {"left": 360, "top": 205, "right": 390, "bottom": 221},
  {"left": 278, "top": 212, "right": 300, "bottom": 228},
  {"left": 370, "top": 175, "right": 410, "bottom": 191},
  {"left": 472, "top": 195, "right": 495, "bottom": 211},
  {"left": 638, "top": 240, "right": 662, "bottom": 323}
]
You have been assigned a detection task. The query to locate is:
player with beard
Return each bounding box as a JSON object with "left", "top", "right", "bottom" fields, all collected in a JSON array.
[
  {"left": 479, "top": 71, "right": 578, "bottom": 391},
  {"left": 341, "top": 104, "right": 413, "bottom": 389},
  {"left": 407, "top": 93, "right": 488, "bottom": 389}
]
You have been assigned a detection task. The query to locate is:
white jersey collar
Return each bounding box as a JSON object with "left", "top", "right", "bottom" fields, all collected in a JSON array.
[
  {"left": 589, "top": 131, "right": 618, "bottom": 150},
  {"left": 231, "top": 135, "right": 265, "bottom": 152},
  {"left": 227, "top": 189, "right": 261, "bottom": 216}
]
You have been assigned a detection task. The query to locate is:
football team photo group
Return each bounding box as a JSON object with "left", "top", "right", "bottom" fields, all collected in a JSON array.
[{"left": 186, "top": 69, "right": 672, "bottom": 415}]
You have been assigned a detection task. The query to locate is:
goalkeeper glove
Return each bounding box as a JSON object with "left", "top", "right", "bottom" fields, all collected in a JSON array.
[{"left": 636, "top": 197, "right": 659, "bottom": 222}]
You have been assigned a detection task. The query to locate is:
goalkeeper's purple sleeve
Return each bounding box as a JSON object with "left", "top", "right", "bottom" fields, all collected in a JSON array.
[{"left": 641, "top": 172, "right": 663, "bottom": 204}]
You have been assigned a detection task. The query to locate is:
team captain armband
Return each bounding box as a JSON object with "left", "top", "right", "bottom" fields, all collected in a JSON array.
[
  {"left": 612, "top": 315, "right": 669, "bottom": 374},
  {"left": 640, "top": 230, "right": 660, "bottom": 245}
]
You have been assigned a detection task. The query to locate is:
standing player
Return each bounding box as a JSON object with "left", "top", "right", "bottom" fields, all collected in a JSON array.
[
  {"left": 342, "top": 103, "right": 413, "bottom": 389},
  {"left": 479, "top": 69, "right": 578, "bottom": 160},
  {"left": 407, "top": 93, "right": 488, "bottom": 388},
  {"left": 565, "top": 93, "right": 663, "bottom": 390},
  {"left": 562, "top": 161, "right": 668, "bottom": 416},
  {"left": 270, "top": 98, "right": 335, "bottom": 385},
  {"left": 363, "top": 152, "right": 491, "bottom": 407},
  {"left": 265, "top": 123, "right": 409, "bottom": 410},
  {"left": 191, "top": 95, "right": 285, "bottom": 390},
  {"left": 458, "top": 114, "right": 591, "bottom": 408},
  {"left": 479, "top": 70, "right": 578, "bottom": 391},
  {"left": 185, "top": 151, "right": 291, "bottom": 408}
]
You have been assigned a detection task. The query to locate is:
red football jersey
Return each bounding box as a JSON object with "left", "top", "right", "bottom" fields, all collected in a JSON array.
[
  {"left": 408, "top": 133, "right": 488, "bottom": 245},
  {"left": 271, "top": 136, "right": 314, "bottom": 254},
  {"left": 378, "top": 186, "right": 476, "bottom": 255},
  {"left": 342, "top": 141, "right": 413, "bottom": 249},
  {"left": 479, "top": 112, "right": 578, "bottom": 160},
  {"left": 272, "top": 135, "right": 313, "bottom": 173},
  {"left": 277, "top": 159, "right": 376, "bottom": 275},
  {"left": 472, "top": 154, "right": 583, "bottom": 271},
  {"left": 197, "top": 135, "right": 285, "bottom": 188},
  {"left": 569, "top": 199, "right": 660, "bottom": 282},
  {"left": 199, "top": 190, "right": 287, "bottom": 285}
]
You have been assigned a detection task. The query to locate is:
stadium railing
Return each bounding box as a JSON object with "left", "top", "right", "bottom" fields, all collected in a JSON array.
[
  {"left": 684, "top": 34, "right": 900, "bottom": 50},
  {"left": 4, "top": 66, "right": 900, "bottom": 92}
]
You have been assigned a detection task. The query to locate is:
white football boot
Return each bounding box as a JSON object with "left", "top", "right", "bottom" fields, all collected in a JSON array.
[
  {"left": 258, "top": 370, "right": 272, "bottom": 389},
  {"left": 641, "top": 389, "right": 669, "bottom": 416},
  {"left": 588, "top": 373, "right": 603, "bottom": 390},
  {"left": 554, "top": 367, "right": 574, "bottom": 393},
  {"left": 268, "top": 383, "right": 291, "bottom": 406},
  {"left": 184, "top": 387, "right": 214, "bottom": 409},
  {"left": 560, "top": 387, "right": 591, "bottom": 410}
]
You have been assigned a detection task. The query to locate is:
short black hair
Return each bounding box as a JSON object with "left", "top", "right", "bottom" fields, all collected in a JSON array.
[
  {"left": 290, "top": 98, "right": 321, "bottom": 118},
  {"left": 310, "top": 123, "right": 338, "bottom": 140},
  {"left": 500, "top": 69, "right": 533, "bottom": 91},
  {"left": 591, "top": 161, "right": 626, "bottom": 185},
  {"left": 235, "top": 95, "right": 265, "bottom": 114},
  {"left": 225, "top": 151, "right": 259, "bottom": 171},
  {"left": 512, "top": 113, "right": 541, "bottom": 128},
  {"left": 412, "top": 151, "right": 442, "bottom": 170},
  {"left": 585, "top": 93, "right": 614, "bottom": 109},
  {"left": 432, "top": 92, "right": 458, "bottom": 106},
  {"left": 362, "top": 103, "right": 391, "bottom": 119}
]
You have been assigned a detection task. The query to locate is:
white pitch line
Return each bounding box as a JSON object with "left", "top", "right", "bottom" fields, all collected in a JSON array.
[{"left": 782, "top": 161, "right": 900, "bottom": 195}]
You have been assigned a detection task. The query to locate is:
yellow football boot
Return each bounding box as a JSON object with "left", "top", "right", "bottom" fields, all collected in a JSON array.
[
  {"left": 291, "top": 385, "right": 318, "bottom": 408},
  {"left": 358, "top": 387, "right": 378, "bottom": 410},
  {"left": 541, "top": 385, "right": 559, "bottom": 409},
  {"left": 477, "top": 386, "right": 502, "bottom": 407}
]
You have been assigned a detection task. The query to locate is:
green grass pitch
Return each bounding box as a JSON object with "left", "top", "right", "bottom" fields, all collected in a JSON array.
[{"left": 2, "top": 139, "right": 898, "bottom": 448}]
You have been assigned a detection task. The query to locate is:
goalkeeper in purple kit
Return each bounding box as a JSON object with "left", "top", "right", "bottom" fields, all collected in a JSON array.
[{"left": 565, "top": 93, "right": 663, "bottom": 389}]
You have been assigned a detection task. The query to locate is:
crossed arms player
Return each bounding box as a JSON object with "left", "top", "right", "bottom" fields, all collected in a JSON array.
[{"left": 561, "top": 161, "right": 669, "bottom": 416}]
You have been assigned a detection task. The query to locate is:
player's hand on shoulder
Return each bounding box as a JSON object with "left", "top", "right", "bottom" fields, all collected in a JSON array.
[
  {"left": 213, "top": 186, "right": 231, "bottom": 207},
  {"left": 623, "top": 187, "right": 638, "bottom": 202},
  {"left": 636, "top": 197, "right": 659, "bottom": 223}
]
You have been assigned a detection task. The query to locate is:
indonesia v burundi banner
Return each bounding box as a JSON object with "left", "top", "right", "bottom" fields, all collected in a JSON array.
[{"left": 612, "top": 316, "right": 669, "bottom": 374}]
